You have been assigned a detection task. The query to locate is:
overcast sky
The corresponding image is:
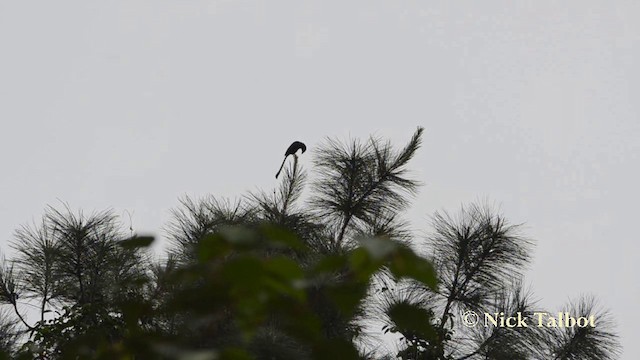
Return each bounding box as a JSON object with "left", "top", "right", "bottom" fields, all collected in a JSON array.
[{"left": 0, "top": 1, "right": 638, "bottom": 358}]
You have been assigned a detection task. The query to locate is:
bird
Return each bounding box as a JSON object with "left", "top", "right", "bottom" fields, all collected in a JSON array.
[{"left": 275, "top": 141, "right": 306, "bottom": 178}]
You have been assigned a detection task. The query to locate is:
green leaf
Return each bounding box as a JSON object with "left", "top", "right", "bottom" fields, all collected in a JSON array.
[
  {"left": 219, "top": 226, "right": 260, "bottom": 247},
  {"left": 348, "top": 248, "right": 383, "bottom": 281},
  {"left": 265, "top": 257, "right": 304, "bottom": 281},
  {"left": 118, "top": 236, "right": 154, "bottom": 249},
  {"left": 198, "top": 234, "right": 231, "bottom": 262},
  {"left": 264, "top": 257, "right": 306, "bottom": 299},
  {"left": 261, "top": 224, "right": 306, "bottom": 251},
  {"left": 312, "top": 254, "right": 349, "bottom": 274},
  {"left": 389, "top": 248, "right": 438, "bottom": 290},
  {"left": 221, "top": 256, "right": 265, "bottom": 287},
  {"left": 357, "top": 236, "right": 398, "bottom": 259},
  {"left": 388, "top": 302, "right": 437, "bottom": 342},
  {"left": 219, "top": 348, "right": 252, "bottom": 360},
  {"left": 327, "top": 281, "right": 368, "bottom": 315}
]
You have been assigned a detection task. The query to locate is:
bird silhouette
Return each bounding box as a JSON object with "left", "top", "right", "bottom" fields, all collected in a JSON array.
[{"left": 275, "top": 141, "right": 306, "bottom": 178}]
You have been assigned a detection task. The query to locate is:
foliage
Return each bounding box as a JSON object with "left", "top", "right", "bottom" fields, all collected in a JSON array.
[{"left": 0, "top": 128, "right": 621, "bottom": 359}]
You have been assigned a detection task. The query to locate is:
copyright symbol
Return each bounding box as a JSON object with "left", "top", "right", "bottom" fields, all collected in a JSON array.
[{"left": 461, "top": 310, "right": 479, "bottom": 327}]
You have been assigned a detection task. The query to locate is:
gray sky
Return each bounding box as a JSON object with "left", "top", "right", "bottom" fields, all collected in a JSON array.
[{"left": 1, "top": 1, "right": 638, "bottom": 358}]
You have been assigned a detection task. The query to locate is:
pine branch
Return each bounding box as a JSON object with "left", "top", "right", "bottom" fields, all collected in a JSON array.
[{"left": 311, "top": 127, "right": 424, "bottom": 247}]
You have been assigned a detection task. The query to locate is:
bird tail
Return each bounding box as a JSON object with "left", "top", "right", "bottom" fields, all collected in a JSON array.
[{"left": 275, "top": 157, "right": 287, "bottom": 178}]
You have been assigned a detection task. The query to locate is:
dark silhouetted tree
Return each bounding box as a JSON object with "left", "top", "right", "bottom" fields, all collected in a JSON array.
[{"left": 0, "top": 128, "right": 620, "bottom": 360}]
